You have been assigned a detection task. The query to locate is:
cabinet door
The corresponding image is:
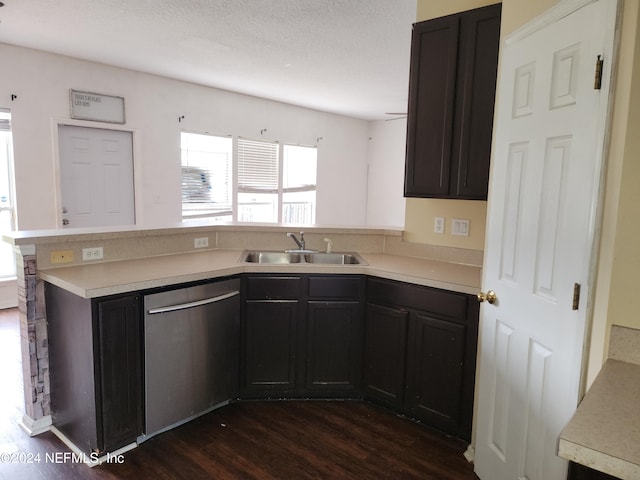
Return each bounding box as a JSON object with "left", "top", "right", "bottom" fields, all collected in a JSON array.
[
  {"left": 203, "top": 291, "right": 240, "bottom": 406},
  {"left": 363, "top": 303, "right": 409, "bottom": 410},
  {"left": 404, "top": 4, "right": 501, "bottom": 199},
  {"left": 451, "top": 3, "right": 501, "bottom": 198},
  {"left": 95, "top": 294, "right": 142, "bottom": 452},
  {"left": 405, "top": 312, "right": 465, "bottom": 436},
  {"left": 241, "top": 300, "right": 299, "bottom": 397},
  {"left": 305, "top": 301, "right": 363, "bottom": 396},
  {"left": 404, "top": 14, "right": 460, "bottom": 197}
]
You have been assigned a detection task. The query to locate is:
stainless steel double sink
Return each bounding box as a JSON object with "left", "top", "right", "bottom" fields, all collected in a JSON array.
[{"left": 242, "top": 251, "right": 365, "bottom": 265}]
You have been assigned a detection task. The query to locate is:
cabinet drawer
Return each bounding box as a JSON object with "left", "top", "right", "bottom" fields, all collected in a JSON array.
[
  {"left": 367, "top": 277, "right": 468, "bottom": 321},
  {"left": 244, "top": 276, "right": 301, "bottom": 300},
  {"left": 308, "top": 276, "right": 363, "bottom": 300}
]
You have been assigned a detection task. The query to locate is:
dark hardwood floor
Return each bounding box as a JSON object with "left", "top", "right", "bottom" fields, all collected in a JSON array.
[{"left": 0, "top": 308, "right": 479, "bottom": 480}]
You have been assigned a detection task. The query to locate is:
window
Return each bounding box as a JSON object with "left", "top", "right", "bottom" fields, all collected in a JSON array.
[
  {"left": 181, "top": 133, "right": 233, "bottom": 222},
  {"left": 237, "top": 138, "right": 279, "bottom": 223},
  {"left": 237, "top": 138, "right": 317, "bottom": 224},
  {"left": 0, "top": 109, "right": 16, "bottom": 280},
  {"left": 182, "top": 133, "right": 317, "bottom": 224},
  {"left": 282, "top": 144, "right": 317, "bottom": 224}
]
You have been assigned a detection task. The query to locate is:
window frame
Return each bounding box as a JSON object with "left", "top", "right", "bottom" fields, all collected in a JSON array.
[
  {"left": 181, "top": 131, "right": 317, "bottom": 225},
  {"left": 180, "top": 131, "right": 234, "bottom": 222},
  {"left": 0, "top": 108, "right": 17, "bottom": 280},
  {"left": 281, "top": 143, "right": 317, "bottom": 224}
]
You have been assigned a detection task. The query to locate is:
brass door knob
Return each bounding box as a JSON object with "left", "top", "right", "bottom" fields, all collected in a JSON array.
[{"left": 477, "top": 290, "right": 497, "bottom": 304}]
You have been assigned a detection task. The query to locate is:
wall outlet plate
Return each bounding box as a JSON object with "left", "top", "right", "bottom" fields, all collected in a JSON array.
[
  {"left": 434, "top": 217, "right": 445, "bottom": 234},
  {"left": 82, "top": 247, "right": 104, "bottom": 261},
  {"left": 194, "top": 237, "right": 209, "bottom": 248}
]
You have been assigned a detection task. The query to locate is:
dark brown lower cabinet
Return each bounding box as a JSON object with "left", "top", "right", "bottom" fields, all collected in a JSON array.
[
  {"left": 405, "top": 312, "right": 465, "bottom": 434},
  {"left": 45, "top": 271, "right": 479, "bottom": 455},
  {"left": 240, "top": 274, "right": 364, "bottom": 399},
  {"left": 95, "top": 295, "right": 143, "bottom": 452},
  {"left": 242, "top": 299, "right": 299, "bottom": 397},
  {"left": 364, "top": 277, "right": 479, "bottom": 441},
  {"left": 306, "top": 301, "right": 363, "bottom": 396},
  {"left": 240, "top": 274, "right": 478, "bottom": 440},
  {"left": 567, "top": 463, "right": 620, "bottom": 480},
  {"left": 363, "top": 303, "right": 408, "bottom": 410},
  {"left": 46, "top": 284, "right": 142, "bottom": 455}
]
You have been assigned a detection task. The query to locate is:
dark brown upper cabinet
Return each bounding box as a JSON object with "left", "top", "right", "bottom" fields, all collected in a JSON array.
[{"left": 404, "top": 4, "right": 501, "bottom": 200}]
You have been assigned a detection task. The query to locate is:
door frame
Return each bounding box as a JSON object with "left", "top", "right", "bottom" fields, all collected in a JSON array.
[
  {"left": 51, "top": 118, "right": 143, "bottom": 228},
  {"left": 473, "top": 0, "right": 620, "bottom": 457}
]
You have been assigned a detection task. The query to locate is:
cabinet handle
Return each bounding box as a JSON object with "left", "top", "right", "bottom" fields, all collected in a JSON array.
[{"left": 147, "top": 291, "right": 239, "bottom": 314}]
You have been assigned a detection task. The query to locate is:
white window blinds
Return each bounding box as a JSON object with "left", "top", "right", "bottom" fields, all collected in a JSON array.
[{"left": 237, "top": 138, "right": 279, "bottom": 192}]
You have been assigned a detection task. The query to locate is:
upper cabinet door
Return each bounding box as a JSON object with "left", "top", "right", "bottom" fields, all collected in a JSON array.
[
  {"left": 404, "top": 4, "right": 501, "bottom": 200},
  {"left": 452, "top": 5, "right": 502, "bottom": 198},
  {"left": 404, "top": 14, "right": 460, "bottom": 197}
]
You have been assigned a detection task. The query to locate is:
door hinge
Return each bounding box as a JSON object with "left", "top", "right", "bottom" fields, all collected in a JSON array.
[
  {"left": 572, "top": 283, "right": 581, "bottom": 311},
  {"left": 594, "top": 55, "right": 604, "bottom": 90}
]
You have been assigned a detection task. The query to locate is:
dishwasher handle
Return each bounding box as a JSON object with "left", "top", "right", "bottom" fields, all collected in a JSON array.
[{"left": 147, "top": 290, "right": 240, "bottom": 315}]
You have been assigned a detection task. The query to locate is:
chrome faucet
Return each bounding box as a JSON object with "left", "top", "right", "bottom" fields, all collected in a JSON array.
[{"left": 287, "top": 232, "right": 305, "bottom": 250}]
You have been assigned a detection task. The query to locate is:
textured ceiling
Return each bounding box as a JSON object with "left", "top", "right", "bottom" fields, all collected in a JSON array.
[{"left": 0, "top": 0, "right": 416, "bottom": 120}]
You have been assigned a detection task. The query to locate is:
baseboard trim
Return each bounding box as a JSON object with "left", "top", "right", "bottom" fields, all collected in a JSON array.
[
  {"left": 463, "top": 444, "right": 475, "bottom": 463},
  {"left": 50, "top": 426, "right": 137, "bottom": 467},
  {"left": 19, "top": 414, "right": 52, "bottom": 436}
]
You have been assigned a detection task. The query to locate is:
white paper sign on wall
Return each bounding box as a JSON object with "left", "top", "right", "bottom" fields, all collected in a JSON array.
[{"left": 69, "top": 90, "right": 126, "bottom": 124}]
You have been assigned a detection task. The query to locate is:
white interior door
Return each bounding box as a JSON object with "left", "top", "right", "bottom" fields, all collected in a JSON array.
[
  {"left": 58, "top": 125, "right": 135, "bottom": 228},
  {"left": 474, "top": 1, "right": 617, "bottom": 479}
]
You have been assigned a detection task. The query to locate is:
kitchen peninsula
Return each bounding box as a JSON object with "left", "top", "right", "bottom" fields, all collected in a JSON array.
[{"left": 3, "top": 223, "right": 483, "bottom": 462}]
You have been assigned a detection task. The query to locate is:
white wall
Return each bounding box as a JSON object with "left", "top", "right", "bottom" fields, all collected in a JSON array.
[
  {"left": 0, "top": 43, "right": 372, "bottom": 229},
  {"left": 366, "top": 119, "right": 407, "bottom": 227}
]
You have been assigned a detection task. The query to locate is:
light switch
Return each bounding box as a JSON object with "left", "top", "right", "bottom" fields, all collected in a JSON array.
[{"left": 452, "top": 218, "right": 470, "bottom": 236}]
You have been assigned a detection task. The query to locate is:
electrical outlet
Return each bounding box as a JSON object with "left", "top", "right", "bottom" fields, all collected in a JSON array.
[
  {"left": 452, "top": 219, "right": 470, "bottom": 237},
  {"left": 434, "top": 217, "right": 445, "bottom": 234},
  {"left": 194, "top": 237, "right": 209, "bottom": 248},
  {"left": 82, "top": 247, "right": 104, "bottom": 261},
  {"left": 51, "top": 250, "right": 74, "bottom": 264}
]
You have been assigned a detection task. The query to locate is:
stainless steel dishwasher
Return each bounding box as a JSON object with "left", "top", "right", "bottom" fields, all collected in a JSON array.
[{"left": 141, "top": 278, "right": 240, "bottom": 440}]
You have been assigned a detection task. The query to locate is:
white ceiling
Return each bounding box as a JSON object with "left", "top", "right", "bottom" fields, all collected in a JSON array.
[{"left": 0, "top": 0, "right": 416, "bottom": 121}]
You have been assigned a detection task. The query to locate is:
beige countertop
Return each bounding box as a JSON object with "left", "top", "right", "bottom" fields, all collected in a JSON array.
[
  {"left": 4, "top": 222, "right": 402, "bottom": 245},
  {"left": 38, "top": 249, "right": 482, "bottom": 299},
  {"left": 559, "top": 359, "right": 640, "bottom": 479}
]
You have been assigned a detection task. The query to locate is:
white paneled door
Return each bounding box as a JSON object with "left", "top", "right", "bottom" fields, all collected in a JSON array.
[
  {"left": 58, "top": 125, "right": 135, "bottom": 228},
  {"left": 474, "top": 1, "right": 617, "bottom": 479}
]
